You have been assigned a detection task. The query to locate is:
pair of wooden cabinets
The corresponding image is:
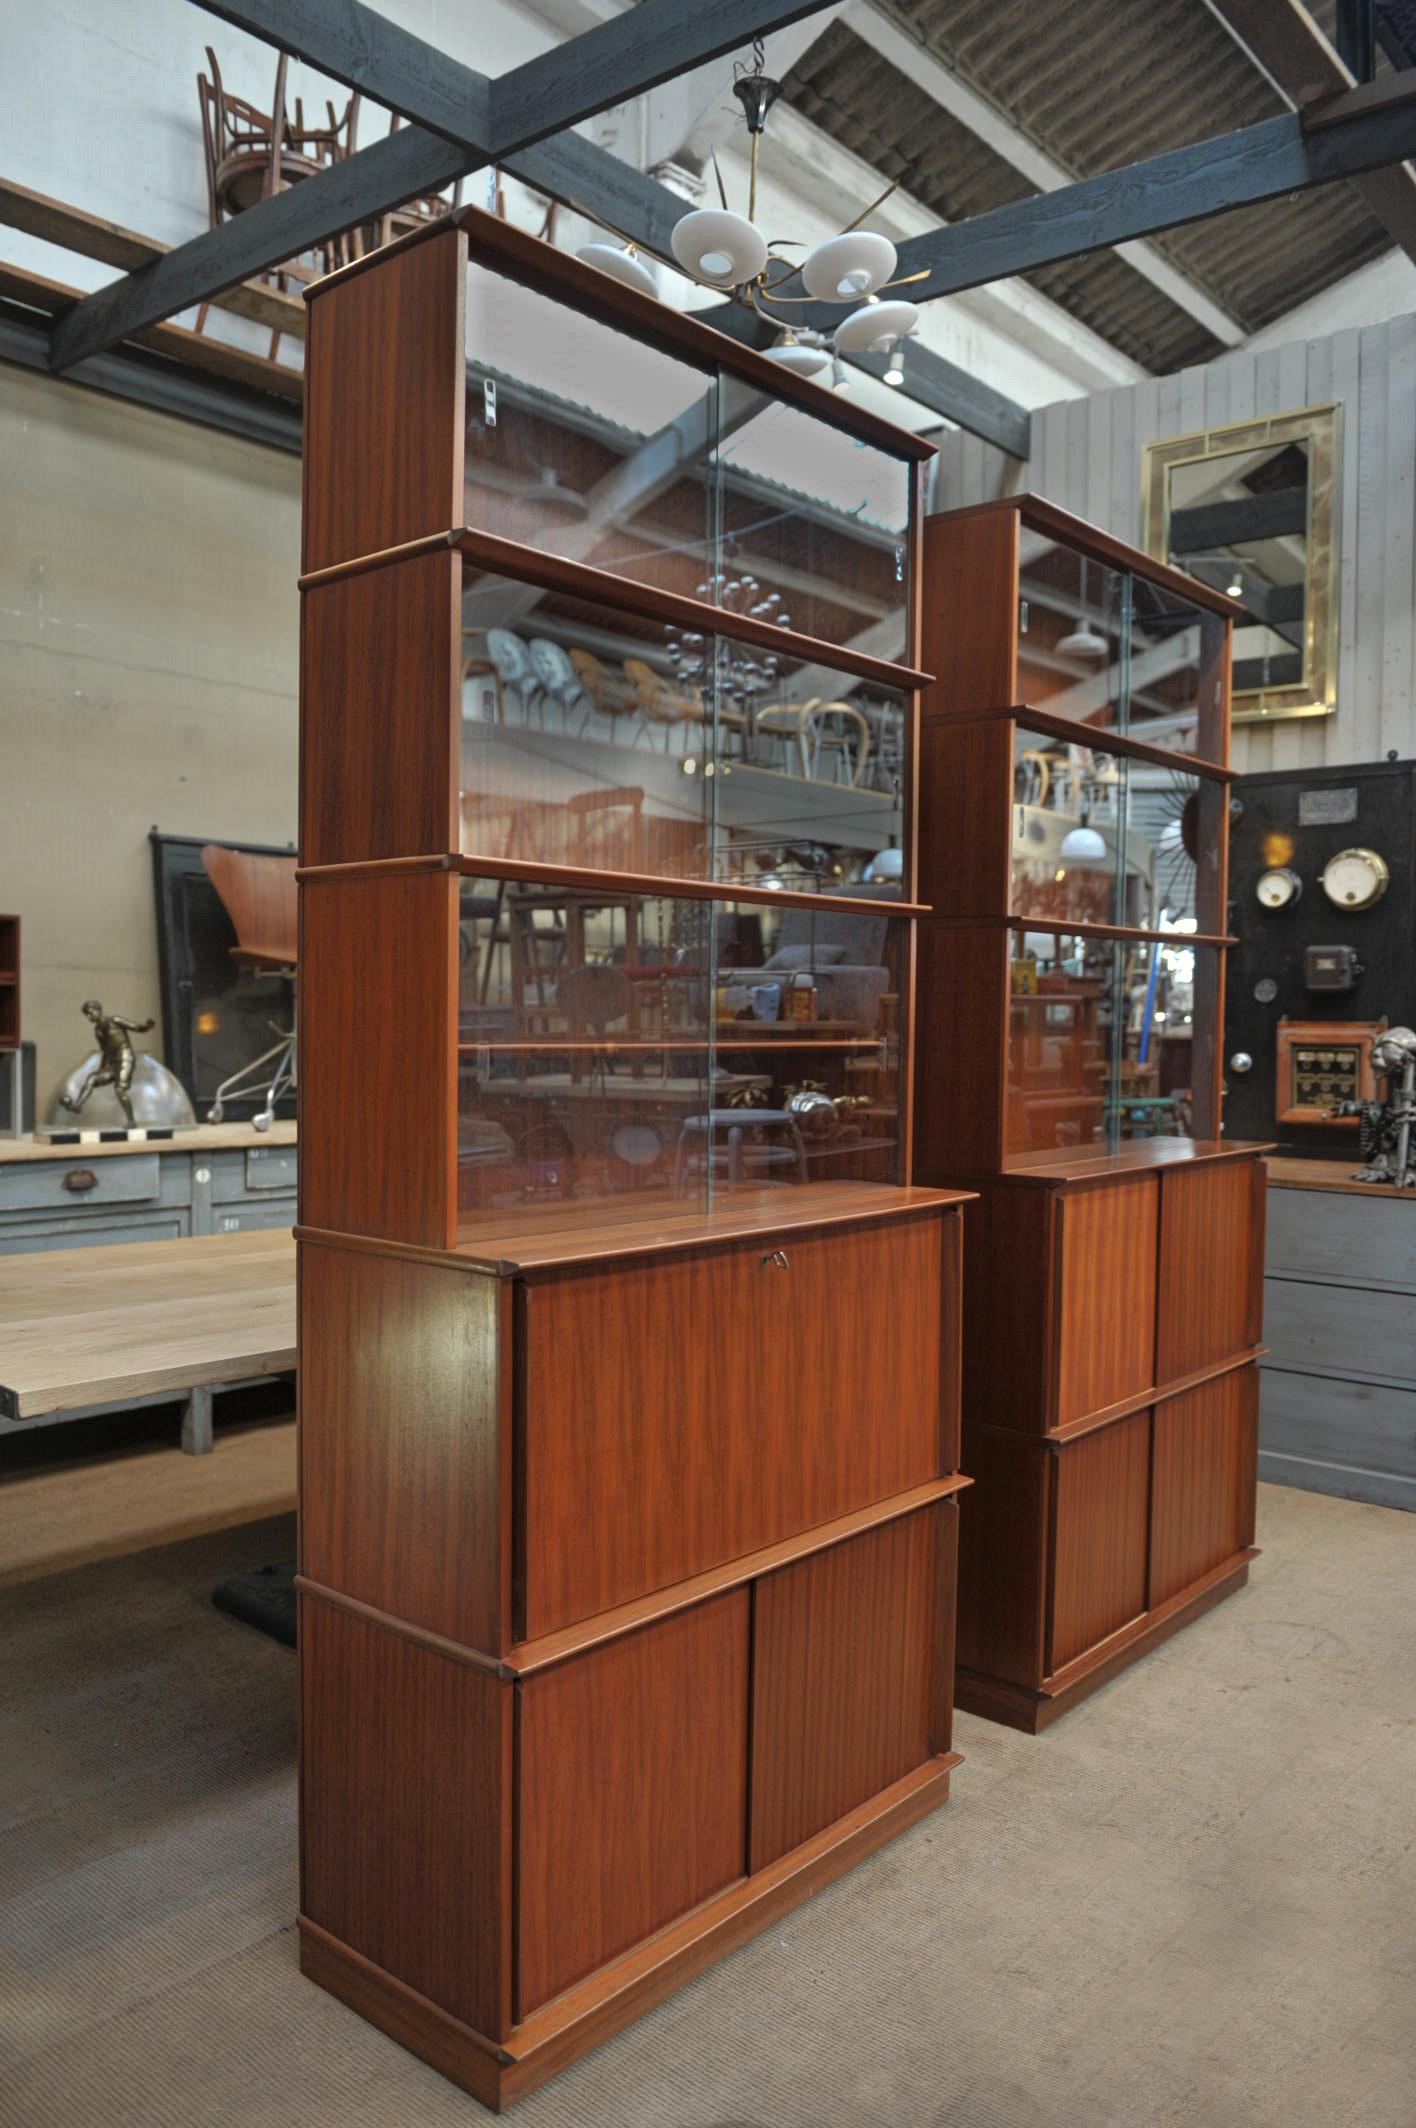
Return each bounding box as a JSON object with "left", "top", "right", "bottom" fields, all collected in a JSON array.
[
  {"left": 956, "top": 1151, "right": 1265, "bottom": 1729},
  {"left": 297, "top": 1199, "right": 965, "bottom": 2106}
]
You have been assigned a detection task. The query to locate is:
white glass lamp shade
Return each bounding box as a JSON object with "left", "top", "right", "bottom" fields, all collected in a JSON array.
[
  {"left": 765, "top": 337, "right": 830, "bottom": 378},
  {"left": 1057, "top": 622, "right": 1108, "bottom": 658},
  {"left": 577, "top": 242, "right": 658, "bottom": 299},
  {"left": 1059, "top": 824, "right": 1108, "bottom": 862},
  {"left": 834, "top": 298, "right": 920, "bottom": 355},
  {"left": 801, "top": 231, "right": 897, "bottom": 302},
  {"left": 670, "top": 208, "right": 768, "bottom": 288},
  {"left": 864, "top": 845, "right": 904, "bottom": 882}
]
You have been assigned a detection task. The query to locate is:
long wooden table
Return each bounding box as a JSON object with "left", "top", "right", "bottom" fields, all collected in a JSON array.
[{"left": 0, "top": 1230, "right": 295, "bottom": 1453}]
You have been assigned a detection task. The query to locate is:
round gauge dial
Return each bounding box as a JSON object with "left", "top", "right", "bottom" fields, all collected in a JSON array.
[
  {"left": 1256, "top": 866, "right": 1302, "bottom": 910},
  {"left": 1319, "top": 847, "right": 1390, "bottom": 911}
]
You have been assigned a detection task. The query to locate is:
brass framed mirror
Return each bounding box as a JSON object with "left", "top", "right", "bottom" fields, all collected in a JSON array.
[{"left": 1141, "top": 403, "right": 1340, "bottom": 723}]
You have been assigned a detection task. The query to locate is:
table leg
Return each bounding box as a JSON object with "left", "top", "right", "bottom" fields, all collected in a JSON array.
[{"left": 182, "top": 1385, "right": 215, "bottom": 1456}]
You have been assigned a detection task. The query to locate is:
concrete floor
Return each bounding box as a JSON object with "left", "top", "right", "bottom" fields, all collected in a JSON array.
[{"left": 1, "top": 1481, "right": 1413, "bottom": 2128}]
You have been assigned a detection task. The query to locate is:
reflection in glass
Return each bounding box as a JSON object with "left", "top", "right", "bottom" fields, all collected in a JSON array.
[
  {"left": 460, "top": 568, "right": 906, "bottom": 885},
  {"left": 716, "top": 398, "right": 911, "bottom": 651},
  {"left": 456, "top": 880, "right": 904, "bottom": 1231},
  {"left": 1009, "top": 729, "right": 1225, "bottom": 933},
  {"left": 464, "top": 261, "right": 719, "bottom": 596},
  {"left": 1164, "top": 437, "right": 1308, "bottom": 699},
  {"left": 1017, "top": 535, "right": 1224, "bottom": 755},
  {"left": 1005, "top": 931, "right": 1217, "bottom": 1160}
]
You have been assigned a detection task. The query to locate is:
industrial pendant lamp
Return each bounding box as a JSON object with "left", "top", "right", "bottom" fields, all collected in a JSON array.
[
  {"left": 576, "top": 41, "right": 924, "bottom": 385},
  {"left": 1057, "top": 559, "right": 1109, "bottom": 659}
]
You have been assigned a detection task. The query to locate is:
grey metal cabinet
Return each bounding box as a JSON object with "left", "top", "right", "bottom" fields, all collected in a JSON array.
[
  {"left": 0, "top": 1136, "right": 296, "bottom": 1255},
  {"left": 1261, "top": 1169, "right": 1416, "bottom": 1512}
]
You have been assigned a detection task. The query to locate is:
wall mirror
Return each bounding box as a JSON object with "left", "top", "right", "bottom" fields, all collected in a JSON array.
[{"left": 1141, "top": 403, "right": 1340, "bottom": 723}]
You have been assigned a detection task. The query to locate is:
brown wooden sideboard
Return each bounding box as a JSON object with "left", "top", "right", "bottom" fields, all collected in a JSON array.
[
  {"left": 914, "top": 495, "right": 1269, "bottom": 1731},
  {"left": 297, "top": 205, "right": 968, "bottom": 2107}
]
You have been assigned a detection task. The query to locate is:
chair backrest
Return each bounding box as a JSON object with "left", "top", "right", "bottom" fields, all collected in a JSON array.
[
  {"left": 528, "top": 638, "right": 580, "bottom": 697},
  {"left": 487, "top": 629, "right": 533, "bottom": 685},
  {"left": 201, "top": 845, "right": 297, "bottom": 968}
]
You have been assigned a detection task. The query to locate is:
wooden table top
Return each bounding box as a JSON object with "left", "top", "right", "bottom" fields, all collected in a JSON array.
[
  {"left": 0, "top": 1122, "right": 297, "bottom": 1165},
  {"left": 1267, "top": 1155, "right": 1416, "bottom": 1199},
  {"left": 0, "top": 1229, "right": 295, "bottom": 1420}
]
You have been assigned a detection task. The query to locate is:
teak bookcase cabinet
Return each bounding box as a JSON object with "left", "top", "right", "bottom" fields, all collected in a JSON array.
[
  {"left": 296, "top": 206, "right": 970, "bottom": 2110},
  {"left": 914, "top": 496, "right": 1269, "bottom": 1733}
]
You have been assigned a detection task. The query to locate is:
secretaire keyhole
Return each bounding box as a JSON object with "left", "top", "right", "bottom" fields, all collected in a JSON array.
[{"left": 762, "top": 1249, "right": 789, "bottom": 1269}]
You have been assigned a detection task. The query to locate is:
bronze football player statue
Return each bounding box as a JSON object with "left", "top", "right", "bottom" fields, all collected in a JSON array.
[{"left": 61, "top": 1000, "right": 156, "bottom": 1129}]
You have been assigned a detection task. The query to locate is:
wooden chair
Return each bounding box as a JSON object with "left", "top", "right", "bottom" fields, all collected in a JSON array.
[
  {"left": 347, "top": 112, "right": 464, "bottom": 257},
  {"left": 199, "top": 845, "right": 297, "bottom": 1131},
  {"left": 569, "top": 648, "right": 645, "bottom": 742},
  {"left": 622, "top": 658, "right": 702, "bottom": 750},
  {"left": 196, "top": 45, "right": 357, "bottom": 358}
]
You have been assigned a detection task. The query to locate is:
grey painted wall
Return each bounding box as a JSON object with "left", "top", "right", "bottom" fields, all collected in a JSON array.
[{"left": 930, "top": 315, "right": 1416, "bottom": 776}]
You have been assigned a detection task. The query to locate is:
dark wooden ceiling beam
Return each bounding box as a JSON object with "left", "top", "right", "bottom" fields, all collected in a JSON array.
[
  {"left": 49, "top": 0, "right": 841, "bottom": 376},
  {"left": 1205, "top": 0, "right": 1416, "bottom": 264}
]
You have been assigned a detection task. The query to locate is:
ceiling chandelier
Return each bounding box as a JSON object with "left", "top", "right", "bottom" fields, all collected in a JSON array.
[{"left": 575, "top": 44, "right": 924, "bottom": 388}]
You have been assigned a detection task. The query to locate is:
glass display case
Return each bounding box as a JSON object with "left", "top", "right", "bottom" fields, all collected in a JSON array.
[{"left": 300, "top": 205, "right": 933, "bottom": 1249}]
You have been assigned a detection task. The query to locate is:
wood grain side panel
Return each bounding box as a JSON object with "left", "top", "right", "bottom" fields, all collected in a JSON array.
[
  {"left": 303, "top": 226, "right": 465, "bottom": 573},
  {"left": 749, "top": 1508, "right": 939, "bottom": 1871},
  {"left": 961, "top": 1184, "right": 1054, "bottom": 1433},
  {"left": 515, "top": 1592, "right": 749, "bottom": 2018},
  {"left": 1048, "top": 1413, "right": 1150, "bottom": 1675},
  {"left": 301, "top": 552, "right": 460, "bottom": 867},
  {"left": 915, "top": 717, "right": 1014, "bottom": 917},
  {"left": 913, "top": 921, "right": 1009, "bottom": 1178},
  {"left": 921, "top": 507, "right": 1019, "bottom": 712},
  {"left": 956, "top": 1423, "right": 1049, "bottom": 1689},
  {"left": 1156, "top": 1157, "right": 1261, "bottom": 1384},
  {"left": 300, "top": 1593, "right": 512, "bottom": 2039},
  {"left": 1150, "top": 1366, "right": 1258, "bottom": 1609},
  {"left": 299, "top": 1240, "right": 508, "bottom": 1654},
  {"left": 518, "top": 1217, "right": 944, "bottom": 1637},
  {"left": 939, "top": 1205, "right": 964, "bottom": 1473},
  {"left": 1055, "top": 1178, "right": 1159, "bottom": 1425},
  {"left": 299, "top": 869, "right": 458, "bottom": 1248}
]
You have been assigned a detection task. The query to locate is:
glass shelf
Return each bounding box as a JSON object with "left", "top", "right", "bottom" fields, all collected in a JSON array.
[
  {"left": 464, "top": 257, "right": 914, "bottom": 657},
  {"left": 457, "top": 877, "right": 905, "bottom": 1224},
  {"left": 1017, "top": 528, "right": 1226, "bottom": 758},
  {"left": 1009, "top": 724, "right": 1225, "bottom": 935},
  {"left": 1005, "top": 928, "right": 1219, "bottom": 1162},
  {"left": 460, "top": 565, "right": 906, "bottom": 889}
]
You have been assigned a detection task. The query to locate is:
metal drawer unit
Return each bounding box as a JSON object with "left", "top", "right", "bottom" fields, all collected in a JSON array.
[
  {"left": 0, "top": 1132, "right": 296, "bottom": 1255},
  {"left": 1260, "top": 1164, "right": 1416, "bottom": 1512}
]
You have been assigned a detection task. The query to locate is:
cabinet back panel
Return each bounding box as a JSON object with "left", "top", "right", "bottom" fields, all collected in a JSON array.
[
  {"left": 1157, "top": 1159, "right": 1264, "bottom": 1383},
  {"left": 1055, "top": 1179, "right": 1158, "bottom": 1424},
  {"left": 1150, "top": 1367, "right": 1258, "bottom": 1608},
  {"left": 518, "top": 1217, "right": 943, "bottom": 1636},
  {"left": 956, "top": 1424, "right": 1049, "bottom": 1687},
  {"left": 1048, "top": 1413, "right": 1150, "bottom": 1674},
  {"left": 299, "top": 1595, "right": 512, "bottom": 2039},
  {"left": 749, "top": 1507, "right": 941, "bottom": 1870},
  {"left": 515, "top": 1591, "right": 749, "bottom": 2018}
]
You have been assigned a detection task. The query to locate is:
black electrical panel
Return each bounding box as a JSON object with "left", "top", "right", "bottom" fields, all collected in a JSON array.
[{"left": 1225, "top": 758, "right": 1416, "bottom": 1154}]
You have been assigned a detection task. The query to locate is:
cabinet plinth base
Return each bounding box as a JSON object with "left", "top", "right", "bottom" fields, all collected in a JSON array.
[
  {"left": 299, "top": 1755, "right": 958, "bottom": 2113},
  {"left": 956, "top": 1554, "right": 1255, "bottom": 1734}
]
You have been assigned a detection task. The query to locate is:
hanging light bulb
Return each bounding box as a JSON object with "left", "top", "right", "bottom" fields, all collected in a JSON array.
[
  {"left": 834, "top": 296, "right": 920, "bottom": 356},
  {"left": 576, "top": 241, "right": 658, "bottom": 298},
  {"left": 670, "top": 208, "right": 769, "bottom": 288},
  {"left": 1059, "top": 822, "right": 1108, "bottom": 861},
  {"left": 1057, "top": 558, "right": 1108, "bottom": 658},
  {"left": 764, "top": 329, "right": 830, "bottom": 378},
  {"left": 830, "top": 353, "right": 851, "bottom": 393},
  {"left": 801, "top": 231, "right": 898, "bottom": 302},
  {"left": 1226, "top": 566, "right": 1243, "bottom": 599},
  {"left": 882, "top": 359, "right": 905, "bottom": 387}
]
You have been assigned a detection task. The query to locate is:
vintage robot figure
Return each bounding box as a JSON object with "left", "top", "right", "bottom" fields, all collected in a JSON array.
[
  {"left": 61, "top": 1000, "right": 156, "bottom": 1129},
  {"left": 1340, "top": 1025, "right": 1416, "bottom": 1188}
]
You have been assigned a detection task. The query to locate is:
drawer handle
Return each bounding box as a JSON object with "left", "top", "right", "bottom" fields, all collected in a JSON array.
[
  {"left": 761, "top": 1249, "right": 790, "bottom": 1270},
  {"left": 62, "top": 1168, "right": 99, "bottom": 1194}
]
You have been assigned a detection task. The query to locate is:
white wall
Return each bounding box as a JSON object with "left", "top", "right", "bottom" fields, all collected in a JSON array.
[
  {"left": 931, "top": 316, "right": 1416, "bottom": 775},
  {"left": 0, "top": 363, "right": 300, "bottom": 1095}
]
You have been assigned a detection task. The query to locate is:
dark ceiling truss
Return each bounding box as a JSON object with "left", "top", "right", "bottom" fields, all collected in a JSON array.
[
  {"left": 21, "top": 0, "right": 1416, "bottom": 465},
  {"left": 47, "top": 0, "right": 843, "bottom": 374}
]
